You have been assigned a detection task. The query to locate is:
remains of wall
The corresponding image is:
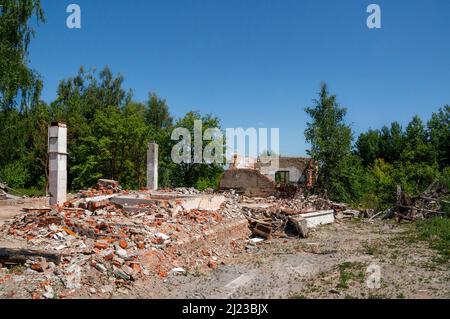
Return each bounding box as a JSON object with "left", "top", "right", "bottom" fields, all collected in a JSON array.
[{"left": 219, "top": 169, "right": 276, "bottom": 197}]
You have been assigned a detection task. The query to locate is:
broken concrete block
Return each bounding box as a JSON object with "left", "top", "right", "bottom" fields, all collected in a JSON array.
[
  {"left": 301, "top": 210, "right": 335, "bottom": 228},
  {"left": 289, "top": 216, "right": 309, "bottom": 238}
]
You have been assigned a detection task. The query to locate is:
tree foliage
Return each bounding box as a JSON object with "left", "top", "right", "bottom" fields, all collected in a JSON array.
[
  {"left": 0, "top": 65, "right": 224, "bottom": 191},
  {"left": 0, "top": 0, "right": 45, "bottom": 109},
  {"left": 306, "top": 84, "right": 449, "bottom": 209},
  {"left": 170, "top": 111, "right": 224, "bottom": 189},
  {"left": 305, "top": 83, "right": 353, "bottom": 200}
]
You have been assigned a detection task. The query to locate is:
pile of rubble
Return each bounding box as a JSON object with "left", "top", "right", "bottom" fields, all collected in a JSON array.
[
  {"left": 220, "top": 192, "right": 361, "bottom": 241},
  {"left": 77, "top": 179, "right": 123, "bottom": 198},
  {"left": 0, "top": 187, "right": 250, "bottom": 298},
  {"left": 0, "top": 180, "right": 368, "bottom": 299}
]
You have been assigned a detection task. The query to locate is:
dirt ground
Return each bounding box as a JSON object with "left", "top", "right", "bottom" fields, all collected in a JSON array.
[
  {"left": 0, "top": 198, "right": 47, "bottom": 249},
  {"left": 85, "top": 219, "right": 449, "bottom": 299},
  {"left": 1, "top": 206, "right": 448, "bottom": 299}
]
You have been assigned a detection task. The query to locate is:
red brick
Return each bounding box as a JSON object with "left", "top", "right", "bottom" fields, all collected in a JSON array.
[
  {"left": 208, "top": 260, "right": 218, "bottom": 269},
  {"left": 31, "top": 263, "right": 44, "bottom": 272},
  {"left": 119, "top": 239, "right": 128, "bottom": 249},
  {"left": 94, "top": 242, "right": 108, "bottom": 250}
]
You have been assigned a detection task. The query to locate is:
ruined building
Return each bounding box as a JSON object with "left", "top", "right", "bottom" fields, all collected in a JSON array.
[{"left": 219, "top": 155, "right": 317, "bottom": 197}]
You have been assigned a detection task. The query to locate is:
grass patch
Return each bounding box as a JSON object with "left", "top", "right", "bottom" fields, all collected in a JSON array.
[
  {"left": 350, "top": 218, "right": 364, "bottom": 224},
  {"left": 414, "top": 217, "right": 450, "bottom": 265},
  {"left": 362, "top": 240, "right": 382, "bottom": 256},
  {"left": 337, "top": 261, "right": 367, "bottom": 289},
  {"left": 7, "top": 264, "right": 26, "bottom": 274},
  {"left": 9, "top": 188, "right": 46, "bottom": 197}
]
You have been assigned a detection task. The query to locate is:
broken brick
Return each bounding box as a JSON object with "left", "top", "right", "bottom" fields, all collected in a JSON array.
[
  {"left": 94, "top": 242, "right": 109, "bottom": 250},
  {"left": 208, "top": 260, "right": 218, "bottom": 269},
  {"left": 119, "top": 239, "right": 128, "bottom": 249},
  {"left": 30, "top": 263, "right": 44, "bottom": 272}
]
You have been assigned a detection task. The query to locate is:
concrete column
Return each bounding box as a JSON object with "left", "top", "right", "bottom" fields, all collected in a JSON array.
[
  {"left": 48, "top": 122, "right": 67, "bottom": 206},
  {"left": 147, "top": 142, "right": 159, "bottom": 191}
]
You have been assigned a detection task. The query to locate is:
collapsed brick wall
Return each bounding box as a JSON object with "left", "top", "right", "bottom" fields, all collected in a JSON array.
[
  {"left": 219, "top": 169, "right": 276, "bottom": 197},
  {"left": 144, "top": 218, "right": 251, "bottom": 272}
]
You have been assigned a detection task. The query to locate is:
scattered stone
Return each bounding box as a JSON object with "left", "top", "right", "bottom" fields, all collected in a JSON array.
[
  {"left": 171, "top": 267, "right": 186, "bottom": 274},
  {"left": 42, "top": 285, "right": 54, "bottom": 299},
  {"left": 115, "top": 247, "right": 127, "bottom": 259}
]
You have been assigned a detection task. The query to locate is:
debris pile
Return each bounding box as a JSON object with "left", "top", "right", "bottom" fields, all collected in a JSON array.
[
  {"left": 0, "top": 188, "right": 249, "bottom": 298},
  {"left": 221, "top": 193, "right": 353, "bottom": 240},
  {"left": 0, "top": 180, "right": 367, "bottom": 299},
  {"left": 395, "top": 183, "right": 449, "bottom": 221},
  {"left": 78, "top": 179, "right": 123, "bottom": 198}
]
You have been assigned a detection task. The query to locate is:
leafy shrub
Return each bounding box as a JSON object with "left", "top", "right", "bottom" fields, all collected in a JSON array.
[
  {"left": 0, "top": 161, "right": 29, "bottom": 188},
  {"left": 195, "top": 176, "right": 219, "bottom": 191}
]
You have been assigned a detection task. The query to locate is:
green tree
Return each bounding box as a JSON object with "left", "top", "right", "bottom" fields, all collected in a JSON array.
[
  {"left": 50, "top": 67, "right": 133, "bottom": 189},
  {"left": 355, "top": 129, "right": 380, "bottom": 166},
  {"left": 122, "top": 102, "right": 152, "bottom": 188},
  {"left": 402, "top": 115, "right": 435, "bottom": 164},
  {"left": 70, "top": 103, "right": 152, "bottom": 190},
  {"left": 145, "top": 92, "right": 175, "bottom": 187},
  {"left": 427, "top": 106, "right": 450, "bottom": 168},
  {"left": 146, "top": 92, "right": 173, "bottom": 130},
  {"left": 25, "top": 100, "right": 50, "bottom": 190},
  {"left": 304, "top": 83, "right": 353, "bottom": 199},
  {"left": 171, "top": 111, "right": 224, "bottom": 189},
  {"left": 0, "top": 0, "right": 45, "bottom": 109},
  {"left": 378, "top": 122, "right": 404, "bottom": 163}
]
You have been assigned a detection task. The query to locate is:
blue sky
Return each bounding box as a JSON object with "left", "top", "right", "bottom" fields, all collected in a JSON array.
[{"left": 29, "top": 0, "right": 450, "bottom": 156}]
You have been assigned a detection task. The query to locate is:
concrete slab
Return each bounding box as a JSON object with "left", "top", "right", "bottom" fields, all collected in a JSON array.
[
  {"left": 300, "top": 210, "right": 335, "bottom": 228},
  {"left": 111, "top": 193, "right": 225, "bottom": 212},
  {"left": 110, "top": 195, "right": 156, "bottom": 207},
  {"left": 198, "top": 195, "right": 225, "bottom": 211}
]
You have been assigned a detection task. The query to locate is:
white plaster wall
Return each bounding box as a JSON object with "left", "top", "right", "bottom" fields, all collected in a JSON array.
[{"left": 261, "top": 166, "right": 304, "bottom": 183}]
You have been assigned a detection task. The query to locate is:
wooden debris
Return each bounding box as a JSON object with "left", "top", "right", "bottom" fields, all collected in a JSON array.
[
  {"left": 0, "top": 248, "right": 61, "bottom": 265},
  {"left": 252, "top": 223, "right": 272, "bottom": 239},
  {"left": 394, "top": 183, "right": 448, "bottom": 222}
]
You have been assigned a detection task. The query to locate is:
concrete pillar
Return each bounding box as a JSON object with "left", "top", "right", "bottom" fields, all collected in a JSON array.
[
  {"left": 48, "top": 122, "right": 67, "bottom": 206},
  {"left": 147, "top": 142, "right": 158, "bottom": 191}
]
